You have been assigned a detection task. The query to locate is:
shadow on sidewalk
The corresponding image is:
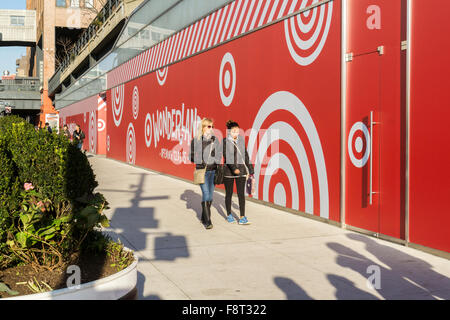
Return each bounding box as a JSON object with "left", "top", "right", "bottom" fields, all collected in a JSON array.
[
  {"left": 273, "top": 277, "right": 313, "bottom": 300},
  {"left": 180, "top": 189, "right": 240, "bottom": 224},
  {"left": 104, "top": 173, "right": 190, "bottom": 299},
  {"left": 326, "top": 233, "right": 450, "bottom": 300}
]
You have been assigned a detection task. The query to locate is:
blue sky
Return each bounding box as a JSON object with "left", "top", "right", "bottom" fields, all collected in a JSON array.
[{"left": 0, "top": 0, "right": 27, "bottom": 76}]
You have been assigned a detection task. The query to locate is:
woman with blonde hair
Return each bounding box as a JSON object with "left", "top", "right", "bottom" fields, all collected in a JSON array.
[{"left": 190, "top": 118, "right": 221, "bottom": 229}]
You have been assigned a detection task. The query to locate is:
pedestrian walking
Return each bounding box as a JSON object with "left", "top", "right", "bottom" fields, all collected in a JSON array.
[
  {"left": 223, "top": 120, "right": 254, "bottom": 225},
  {"left": 45, "top": 122, "right": 52, "bottom": 133},
  {"left": 190, "top": 118, "right": 221, "bottom": 229},
  {"left": 72, "top": 124, "right": 85, "bottom": 150},
  {"left": 62, "top": 124, "right": 71, "bottom": 140}
]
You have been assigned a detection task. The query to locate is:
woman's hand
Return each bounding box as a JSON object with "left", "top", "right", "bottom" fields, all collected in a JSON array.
[{"left": 234, "top": 169, "right": 240, "bottom": 174}]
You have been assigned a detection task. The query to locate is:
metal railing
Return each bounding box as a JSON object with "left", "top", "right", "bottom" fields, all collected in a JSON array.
[
  {"left": 56, "top": 0, "right": 122, "bottom": 73},
  {"left": 0, "top": 78, "right": 40, "bottom": 92}
]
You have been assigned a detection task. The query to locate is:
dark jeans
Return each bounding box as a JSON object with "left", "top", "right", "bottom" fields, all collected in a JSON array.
[
  {"left": 200, "top": 170, "right": 215, "bottom": 202},
  {"left": 224, "top": 177, "right": 246, "bottom": 217}
]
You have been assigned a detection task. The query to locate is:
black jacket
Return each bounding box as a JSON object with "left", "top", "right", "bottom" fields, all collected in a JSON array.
[
  {"left": 190, "top": 135, "right": 221, "bottom": 171},
  {"left": 73, "top": 129, "right": 85, "bottom": 144},
  {"left": 223, "top": 136, "right": 254, "bottom": 177}
]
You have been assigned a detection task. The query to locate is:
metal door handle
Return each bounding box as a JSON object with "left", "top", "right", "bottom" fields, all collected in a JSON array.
[{"left": 370, "top": 111, "right": 379, "bottom": 205}]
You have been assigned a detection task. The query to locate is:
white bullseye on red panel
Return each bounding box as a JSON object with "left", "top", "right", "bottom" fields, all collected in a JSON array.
[
  {"left": 89, "top": 111, "right": 97, "bottom": 154},
  {"left": 145, "top": 113, "right": 153, "bottom": 148},
  {"left": 348, "top": 121, "right": 371, "bottom": 168},
  {"left": 126, "top": 122, "right": 136, "bottom": 165},
  {"left": 98, "top": 119, "right": 106, "bottom": 132},
  {"left": 219, "top": 52, "right": 236, "bottom": 107},
  {"left": 248, "top": 91, "right": 329, "bottom": 219},
  {"left": 132, "top": 86, "right": 139, "bottom": 120},
  {"left": 157, "top": 67, "right": 168, "bottom": 86},
  {"left": 284, "top": 0, "right": 333, "bottom": 66},
  {"left": 112, "top": 84, "right": 125, "bottom": 127}
]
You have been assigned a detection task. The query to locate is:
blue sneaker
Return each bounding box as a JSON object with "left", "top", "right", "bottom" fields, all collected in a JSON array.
[
  {"left": 238, "top": 216, "right": 251, "bottom": 225},
  {"left": 227, "top": 214, "right": 236, "bottom": 223}
]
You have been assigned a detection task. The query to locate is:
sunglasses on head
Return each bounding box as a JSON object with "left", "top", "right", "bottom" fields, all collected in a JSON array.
[{"left": 206, "top": 125, "right": 214, "bottom": 128}]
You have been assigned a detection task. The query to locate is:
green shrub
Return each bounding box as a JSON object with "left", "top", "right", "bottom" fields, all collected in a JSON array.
[{"left": 0, "top": 116, "right": 109, "bottom": 271}]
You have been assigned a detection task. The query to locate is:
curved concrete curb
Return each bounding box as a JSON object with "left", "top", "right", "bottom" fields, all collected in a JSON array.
[{"left": 3, "top": 248, "right": 138, "bottom": 300}]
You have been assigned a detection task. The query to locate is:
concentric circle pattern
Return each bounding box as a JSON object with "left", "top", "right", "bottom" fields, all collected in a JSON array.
[
  {"left": 247, "top": 91, "right": 329, "bottom": 218},
  {"left": 348, "top": 121, "right": 371, "bottom": 168},
  {"left": 219, "top": 52, "right": 236, "bottom": 107},
  {"left": 126, "top": 122, "right": 136, "bottom": 165},
  {"left": 112, "top": 84, "right": 125, "bottom": 127},
  {"left": 284, "top": 0, "right": 333, "bottom": 66}
]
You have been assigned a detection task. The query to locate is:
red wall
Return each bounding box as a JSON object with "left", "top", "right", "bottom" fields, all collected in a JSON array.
[
  {"left": 59, "top": 94, "right": 107, "bottom": 155},
  {"left": 345, "top": 0, "right": 406, "bottom": 239},
  {"left": 409, "top": 0, "right": 450, "bottom": 253},
  {"left": 107, "top": 0, "right": 342, "bottom": 222},
  {"left": 56, "top": 0, "right": 450, "bottom": 254}
]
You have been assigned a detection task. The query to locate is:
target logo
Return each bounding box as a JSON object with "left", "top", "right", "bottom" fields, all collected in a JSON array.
[
  {"left": 157, "top": 67, "right": 168, "bottom": 86},
  {"left": 126, "top": 122, "right": 136, "bottom": 165},
  {"left": 219, "top": 52, "right": 236, "bottom": 107},
  {"left": 284, "top": 0, "right": 333, "bottom": 66},
  {"left": 98, "top": 119, "right": 106, "bottom": 132},
  {"left": 145, "top": 113, "right": 153, "bottom": 148},
  {"left": 348, "top": 122, "right": 371, "bottom": 168},
  {"left": 247, "top": 91, "right": 329, "bottom": 218},
  {"left": 107, "top": 135, "right": 110, "bottom": 152},
  {"left": 89, "top": 111, "right": 97, "bottom": 154},
  {"left": 112, "top": 84, "right": 124, "bottom": 127},
  {"left": 132, "top": 86, "right": 139, "bottom": 120}
]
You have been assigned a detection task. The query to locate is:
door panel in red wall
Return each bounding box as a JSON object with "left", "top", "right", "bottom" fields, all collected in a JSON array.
[{"left": 346, "top": 52, "right": 381, "bottom": 234}]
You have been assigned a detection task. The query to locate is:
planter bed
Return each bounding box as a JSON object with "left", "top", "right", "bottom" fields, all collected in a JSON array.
[{"left": 0, "top": 248, "right": 137, "bottom": 300}]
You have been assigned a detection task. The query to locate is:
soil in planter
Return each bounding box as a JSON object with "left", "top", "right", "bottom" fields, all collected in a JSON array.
[{"left": 0, "top": 251, "right": 120, "bottom": 298}]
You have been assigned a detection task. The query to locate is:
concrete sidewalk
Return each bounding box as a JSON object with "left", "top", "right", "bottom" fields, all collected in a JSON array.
[{"left": 89, "top": 155, "right": 450, "bottom": 300}]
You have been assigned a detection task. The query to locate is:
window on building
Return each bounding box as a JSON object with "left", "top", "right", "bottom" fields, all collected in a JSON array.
[
  {"left": 10, "top": 16, "right": 25, "bottom": 26},
  {"left": 56, "top": 0, "right": 67, "bottom": 7},
  {"left": 71, "top": 0, "right": 80, "bottom": 7},
  {"left": 85, "top": 0, "right": 94, "bottom": 8}
]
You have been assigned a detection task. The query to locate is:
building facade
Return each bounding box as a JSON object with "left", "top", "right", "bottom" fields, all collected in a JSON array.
[
  {"left": 56, "top": 0, "right": 450, "bottom": 259},
  {"left": 24, "top": 0, "right": 103, "bottom": 125}
]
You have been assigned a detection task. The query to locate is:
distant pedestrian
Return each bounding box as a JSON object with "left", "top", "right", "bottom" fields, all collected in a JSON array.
[
  {"left": 223, "top": 120, "right": 254, "bottom": 225},
  {"left": 45, "top": 122, "right": 52, "bottom": 133},
  {"left": 73, "top": 124, "right": 85, "bottom": 150},
  {"left": 62, "top": 124, "right": 71, "bottom": 140}
]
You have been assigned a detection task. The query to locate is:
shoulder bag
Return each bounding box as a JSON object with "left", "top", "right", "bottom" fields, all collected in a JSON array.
[{"left": 193, "top": 141, "right": 213, "bottom": 185}]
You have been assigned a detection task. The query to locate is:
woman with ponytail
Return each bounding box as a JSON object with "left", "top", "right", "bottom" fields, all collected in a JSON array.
[{"left": 222, "top": 120, "right": 254, "bottom": 225}]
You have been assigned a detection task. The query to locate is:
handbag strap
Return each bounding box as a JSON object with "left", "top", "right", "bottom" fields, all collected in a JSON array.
[
  {"left": 203, "top": 138, "right": 214, "bottom": 166},
  {"left": 231, "top": 139, "right": 250, "bottom": 178}
]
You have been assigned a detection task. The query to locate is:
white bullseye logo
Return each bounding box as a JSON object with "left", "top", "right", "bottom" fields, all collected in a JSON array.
[
  {"left": 157, "top": 67, "right": 168, "bottom": 86},
  {"left": 145, "top": 113, "right": 153, "bottom": 148},
  {"left": 97, "top": 119, "right": 106, "bottom": 132},
  {"left": 112, "top": 84, "right": 124, "bottom": 127},
  {"left": 132, "top": 86, "right": 139, "bottom": 120},
  {"left": 219, "top": 52, "right": 236, "bottom": 107},
  {"left": 284, "top": 0, "right": 333, "bottom": 66},
  {"left": 126, "top": 122, "right": 136, "bottom": 165},
  {"left": 89, "top": 111, "right": 97, "bottom": 153},
  {"left": 247, "top": 91, "right": 329, "bottom": 219},
  {"left": 348, "top": 122, "right": 371, "bottom": 168}
]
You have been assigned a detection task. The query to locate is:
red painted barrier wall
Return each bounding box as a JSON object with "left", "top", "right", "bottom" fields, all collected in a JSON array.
[
  {"left": 345, "top": 0, "right": 406, "bottom": 239},
  {"left": 106, "top": 0, "right": 342, "bottom": 222},
  {"left": 409, "top": 0, "right": 450, "bottom": 253},
  {"left": 55, "top": 0, "right": 450, "bottom": 254},
  {"left": 59, "top": 94, "right": 107, "bottom": 155}
]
